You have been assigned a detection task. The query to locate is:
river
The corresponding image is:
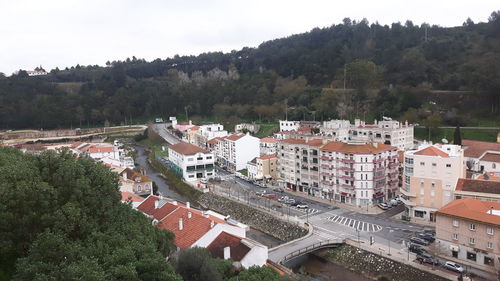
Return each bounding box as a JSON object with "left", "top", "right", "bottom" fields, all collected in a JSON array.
[{"left": 132, "top": 145, "right": 186, "bottom": 201}]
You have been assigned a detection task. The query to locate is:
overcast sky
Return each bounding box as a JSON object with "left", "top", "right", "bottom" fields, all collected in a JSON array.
[{"left": 1, "top": 0, "right": 498, "bottom": 75}]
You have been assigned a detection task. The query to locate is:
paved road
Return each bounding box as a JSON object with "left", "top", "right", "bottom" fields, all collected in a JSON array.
[{"left": 152, "top": 123, "right": 181, "bottom": 145}]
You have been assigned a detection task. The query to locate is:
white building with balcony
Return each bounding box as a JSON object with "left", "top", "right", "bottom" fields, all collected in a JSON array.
[
  {"left": 215, "top": 133, "right": 260, "bottom": 171},
  {"left": 319, "top": 120, "right": 350, "bottom": 142},
  {"left": 349, "top": 117, "right": 414, "bottom": 150},
  {"left": 167, "top": 142, "right": 215, "bottom": 182},
  {"left": 279, "top": 120, "right": 300, "bottom": 132},
  {"left": 259, "top": 137, "right": 278, "bottom": 156}
]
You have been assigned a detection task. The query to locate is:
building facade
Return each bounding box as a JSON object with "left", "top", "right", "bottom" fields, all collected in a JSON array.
[
  {"left": 119, "top": 168, "right": 153, "bottom": 196},
  {"left": 462, "top": 140, "right": 500, "bottom": 174},
  {"left": 215, "top": 133, "right": 260, "bottom": 171},
  {"left": 436, "top": 198, "right": 499, "bottom": 275},
  {"left": 454, "top": 179, "right": 500, "bottom": 203},
  {"left": 279, "top": 120, "right": 300, "bottom": 132},
  {"left": 247, "top": 154, "right": 278, "bottom": 181},
  {"left": 259, "top": 137, "right": 278, "bottom": 156},
  {"left": 319, "top": 120, "right": 350, "bottom": 142},
  {"left": 167, "top": 142, "right": 215, "bottom": 182},
  {"left": 400, "top": 144, "right": 465, "bottom": 221}
]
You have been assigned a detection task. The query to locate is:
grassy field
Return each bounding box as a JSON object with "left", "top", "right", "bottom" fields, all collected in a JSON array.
[
  {"left": 415, "top": 127, "right": 499, "bottom": 143},
  {"left": 138, "top": 138, "right": 168, "bottom": 157},
  {"left": 255, "top": 122, "right": 279, "bottom": 137}
]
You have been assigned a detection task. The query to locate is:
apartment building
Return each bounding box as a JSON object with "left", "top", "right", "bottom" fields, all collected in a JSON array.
[
  {"left": 260, "top": 137, "right": 278, "bottom": 156},
  {"left": 215, "top": 133, "right": 260, "bottom": 171},
  {"left": 279, "top": 120, "right": 300, "bottom": 132},
  {"left": 247, "top": 154, "right": 277, "bottom": 181},
  {"left": 278, "top": 138, "right": 324, "bottom": 194},
  {"left": 400, "top": 144, "right": 465, "bottom": 221},
  {"left": 167, "top": 142, "right": 215, "bottom": 182},
  {"left": 462, "top": 140, "right": 500, "bottom": 173},
  {"left": 319, "top": 142, "right": 399, "bottom": 206},
  {"left": 436, "top": 198, "right": 499, "bottom": 273},
  {"left": 319, "top": 119, "right": 350, "bottom": 142}
]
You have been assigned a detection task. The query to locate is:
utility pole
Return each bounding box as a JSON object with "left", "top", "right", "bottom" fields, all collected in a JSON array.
[{"left": 284, "top": 99, "right": 288, "bottom": 120}]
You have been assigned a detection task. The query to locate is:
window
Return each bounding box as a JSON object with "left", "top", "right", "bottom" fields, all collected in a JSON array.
[
  {"left": 452, "top": 233, "right": 458, "bottom": 240},
  {"left": 432, "top": 163, "right": 437, "bottom": 167},
  {"left": 420, "top": 162, "right": 425, "bottom": 166},
  {"left": 420, "top": 180, "right": 424, "bottom": 187},
  {"left": 206, "top": 156, "right": 212, "bottom": 159},
  {"left": 487, "top": 227, "right": 494, "bottom": 235},
  {"left": 188, "top": 175, "right": 194, "bottom": 178},
  {"left": 431, "top": 190, "right": 435, "bottom": 197},
  {"left": 446, "top": 164, "right": 451, "bottom": 168},
  {"left": 469, "top": 224, "right": 476, "bottom": 231},
  {"left": 484, "top": 256, "right": 494, "bottom": 266},
  {"left": 467, "top": 251, "right": 477, "bottom": 261},
  {"left": 414, "top": 210, "right": 425, "bottom": 218},
  {"left": 420, "top": 188, "right": 424, "bottom": 195},
  {"left": 431, "top": 182, "right": 435, "bottom": 188},
  {"left": 469, "top": 237, "right": 475, "bottom": 244},
  {"left": 487, "top": 242, "right": 493, "bottom": 249},
  {"left": 452, "top": 220, "right": 459, "bottom": 227},
  {"left": 137, "top": 185, "right": 142, "bottom": 192}
]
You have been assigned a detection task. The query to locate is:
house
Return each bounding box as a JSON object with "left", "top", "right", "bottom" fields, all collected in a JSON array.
[
  {"left": 319, "top": 142, "right": 399, "bottom": 205},
  {"left": 136, "top": 195, "right": 268, "bottom": 268},
  {"left": 476, "top": 171, "right": 500, "bottom": 181},
  {"left": 247, "top": 154, "right": 278, "bottom": 181},
  {"left": 454, "top": 178, "right": 500, "bottom": 203},
  {"left": 260, "top": 137, "right": 278, "bottom": 156},
  {"left": 167, "top": 141, "right": 215, "bottom": 182},
  {"left": 119, "top": 168, "right": 153, "bottom": 196},
  {"left": 319, "top": 119, "right": 350, "bottom": 142},
  {"left": 235, "top": 123, "right": 260, "bottom": 134},
  {"left": 183, "top": 126, "right": 200, "bottom": 145},
  {"left": 462, "top": 140, "right": 500, "bottom": 173},
  {"left": 121, "top": 191, "right": 145, "bottom": 208},
  {"left": 279, "top": 120, "right": 300, "bottom": 132},
  {"left": 435, "top": 198, "right": 499, "bottom": 275},
  {"left": 215, "top": 133, "right": 260, "bottom": 171},
  {"left": 195, "top": 124, "right": 228, "bottom": 148},
  {"left": 171, "top": 117, "right": 195, "bottom": 133},
  {"left": 400, "top": 144, "right": 465, "bottom": 221}
]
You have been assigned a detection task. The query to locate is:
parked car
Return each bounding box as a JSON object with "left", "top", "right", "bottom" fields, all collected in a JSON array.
[
  {"left": 444, "top": 261, "right": 465, "bottom": 273},
  {"left": 409, "top": 244, "right": 427, "bottom": 255},
  {"left": 285, "top": 198, "right": 296, "bottom": 205},
  {"left": 278, "top": 196, "right": 288, "bottom": 202},
  {"left": 255, "top": 191, "right": 266, "bottom": 196},
  {"left": 291, "top": 201, "right": 302, "bottom": 207},
  {"left": 200, "top": 178, "right": 208, "bottom": 184},
  {"left": 416, "top": 253, "right": 439, "bottom": 265},
  {"left": 273, "top": 188, "right": 284, "bottom": 193},
  {"left": 410, "top": 237, "right": 430, "bottom": 246},
  {"left": 296, "top": 203, "right": 309, "bottom": 209},
  {"left": 377, "top": 203, "right": 389, "bottom": 210},
  {"left": 263, "top": 193, "right": 277, "bottom": 199},
  {"left": 389, "top": 199, "right": 399, "bottom": 207},
  {"left": 423, "top": 229, "right": 436, "bottom": 236},
  {"left": 418, "top": 233, "right": 435, "bottom": 243}
]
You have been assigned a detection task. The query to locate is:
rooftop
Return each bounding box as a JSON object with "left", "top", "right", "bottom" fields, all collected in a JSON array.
[
  {"left": 413, "top": 146, "right": 449, "bottom": 158},
  {"left": 120, "top": 168, "right": 152, "bottom": 183},
  {"left": 169, "top": 141, "right": 209, "bottom": 155},
  {"left": 120, "top": 191, "right": 145, "bottom": 203},
  {"left": 260, "top": 137, "right": 277, "bottom": 143},
  {"left": 225, "top": 133, "right": 245, "bottom": 141},
  {"left": 282, "top": 138, "right": 324, "bottom": 146},
  {"left": 455, "top": 178, "right": 500, "bottom": 195},
  {"left": 462, "top": 139, "right": 500, "bottom": 158},
  {"left": 476, "top": 171, "right": 500, "bottom": 182},
  {"left": 479, "top": 152, "right": 500, "bottom": 162},
  {"left": 207, "top": 232, "right": 250, "bottom": 262},
  {"left": 437, "top": 198, "right": 500, "bottom": 226},
  {"left": 321, "top": 141, "right": 395, "bottom": 154},
  {"left": 259, "top": 153, "right": 277, "bottom": 160}
]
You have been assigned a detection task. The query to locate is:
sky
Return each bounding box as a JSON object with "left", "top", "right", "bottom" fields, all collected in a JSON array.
[{"left": 1, "top": 0, "right": 498, "bottom": 75}]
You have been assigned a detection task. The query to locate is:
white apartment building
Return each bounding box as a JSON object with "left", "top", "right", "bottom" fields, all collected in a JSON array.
[
  {"left": 279, "top": 120, "right": 300, "bottom": 132},
  {"left": 215, "top": 133, "right": 260, "bottom": 171},
  {"left": 167, "top": 142, "right": 215, "bottom": 182},
  {"left": 192, "top": 124, "right": 228, "bottom": 149},
  {"left": 319, "top": 120, "right": 350, "bottom": 142},
  {"left": 350, "top": 118, "right": 414, "bottom": 150},
  {"left": 259, "top": 137, "right": 278, "bottom": 156},
  {"left": 319, "top": 142, "right": 399, "bottom": 206},
  {"left": 400, "top": 144, "right": 465, "bottom": 221}
]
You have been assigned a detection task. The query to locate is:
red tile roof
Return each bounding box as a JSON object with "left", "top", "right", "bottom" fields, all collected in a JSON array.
[
  {"left": 208, "top": 137, "right": 224, "bottom": 145},
  {"left": 70, "top": 141, "right": 84, "bottom": 149},
  {"left": 462, "top": 140, "right": 500, "bottom": 158},
  {"left": 282, "top": 138, "right": 324, "bottom": 146},
  {"left": 436, "top": 198, "right": 500, "bottom": 226},
  {"left": 479, "top": 152, "right": 500, "bottom": 162},
  {"left": 120, "top": 192, "right": 145, "bottom": 202},
  {"left": 413, "top": 146, "right": 449, "bottom": 157},
  {"left": 225, "top": 133, "right": 245, "bottom": 141},
  {"left": 321, "top": 141, "right": 395, "bottom": 153},
  {"left": 476, "top": 172, "right": 500, "bottom": 182},
  {"left": 259, "top": 153, "right": 277, "bottom": 160},
  {"left": 260, "top": 137, "right": 278, "bottom": 143},
  {"left": 207, "top": 232, "right": 250, "bottom": 262},
  {"left": 88, "top": 146, "right": 115, "bottom": 154},
  {"left": 169, "top": 141, "right": 209, "bottom": 155},
  {"left": 136, "top": 195, "right": 179, "bottom": 220},
  {"left": 158, "top": 208, "right": 216, "bottom": 248},
  {"left": 120, "top": 168, "right": 152, "bottom": 183},
  {"left": 189, "top": 126, "right": 200, "bottom": 131},
  {"left": 455, "top": 178, "right": 500, "bottom": 194}
]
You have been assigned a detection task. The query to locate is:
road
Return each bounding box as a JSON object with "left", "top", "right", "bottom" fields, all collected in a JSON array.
[{"left": 152, "top": 123, "right": 180, "bottom": 145}]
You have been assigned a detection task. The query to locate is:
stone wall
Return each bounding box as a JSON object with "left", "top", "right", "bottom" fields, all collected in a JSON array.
[{"left": 198, "top": 192, "right": 307, "bottom": 242}]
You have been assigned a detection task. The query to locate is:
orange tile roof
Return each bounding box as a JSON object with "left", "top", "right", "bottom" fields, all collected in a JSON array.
[
  {"left": 169, "top": 141, "right": 209, "bottom": 155},
  {"left": 480, "top": 152, "right": 500, "bottom": 162},
  {"left": 476, "top": 171, "right": 500, "bottom": 182},
  {"left": 88, "top": 146, "right": 115, "bottom": 154},
  {"left": 413, "top": 146, "right": 449, "bottom": 157},
  {"left": 260, "top": 137, "right": 278, "bottom": 143},
  {"left": 70, "top": 141, "right": 84, "bottom": 149},
  {"left": 259, "top": 153, "right": 277, "bottom": 160},
  {"left": 208, "top": 137, "right": 224, "bottom": 145},
  {"left": 158, "top": 208, "right": 216, "bottom": 248},
  {"left": 207, "top": 232, "right": 250, "bottom": 262},
  {"left": 437, "top": 198, "right": 500, "bottom": 226},
  {"left": 225, "top": 133, "right": 245, "bottom": 141},
  {"left": 455, "top": 178, "right": 500, "bottom": 194},
  {"left": 282, "top": 138, "right": 323, "bottom": 146},
  {"left": 120, "top": 168, "right": 152, "bottom": 183},
  {"left": 121, "top": 192, "right": 145, "bottom": 203},
  {"left": 189, "top": 126, "right": 200, "bottom": 131},
  {"left": 321, "top": 141, "right": 395, "bottom": 153},
  {"left": 462, "top": 140, "right": 500, "bottom": 158}
]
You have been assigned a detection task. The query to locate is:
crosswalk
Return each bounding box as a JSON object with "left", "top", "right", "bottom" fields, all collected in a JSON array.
[
  {"left": 294, "top": 207, "right": 320, "bottom": 216},
  {"left": 326, "top": 215, "right": 382, "bottom": 232}
]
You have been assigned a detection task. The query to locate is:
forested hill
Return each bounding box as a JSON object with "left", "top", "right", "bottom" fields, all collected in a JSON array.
[{"left": 1, "top": 12, "right": 499, "bottom": 130}]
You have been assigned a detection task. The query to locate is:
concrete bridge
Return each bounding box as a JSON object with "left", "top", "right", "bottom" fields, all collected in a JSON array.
[{"left": 280, "top": 239, "right": 344, "bottom": 263}]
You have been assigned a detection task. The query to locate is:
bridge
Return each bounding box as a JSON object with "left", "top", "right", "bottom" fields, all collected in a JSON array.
[{"left": 281, "top": 239, "right": 344, "bottom": 263}]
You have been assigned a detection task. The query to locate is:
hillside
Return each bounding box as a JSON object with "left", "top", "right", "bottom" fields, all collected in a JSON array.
[{"left": 0, "top": 12, "right": 499, "bottom": 130}]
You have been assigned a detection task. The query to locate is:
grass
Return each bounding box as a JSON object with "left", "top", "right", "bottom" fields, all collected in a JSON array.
[
  {"left": 238, "top": 169, "right": 248, "bottom": 176},
  {"left": 255, "top": 122, "right": 279, "bottom": 137},
  {"left": 138, "top": 138, "right": 168, "bottom": 158},
  {"left": 415, "top": 127, "right": 499, "bottom": 143}
]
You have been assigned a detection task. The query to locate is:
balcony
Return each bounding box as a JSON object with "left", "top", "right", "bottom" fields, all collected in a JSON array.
[
  {"left": 341, "top": 158, "right": 355, "bottom": 164},
  {"left": 373, "top": 175, "right": 385, "bottom": 181},
  {"left": 388, "top": 162, "right": 398, "bottom": 168},
  {"left": 341, "top": 184, "right": 355, "bottom": 189},
  {"left": 321, "top": 180, "right": 333, "bottom": 186},
  {"left": 339, "top": 166, "right": 355, "bottom": 172},
  {"left": 388, "top": 179, "right": 399, "bottom": 185},
  {"left": 375, "top": 166, "right": 385, "bottom": 172},
  {"left": 388, "top": 171, "right": 398, "bottom": 177},
  {"left": 321, "top": 156, "right": 333, "bottom": 161},
  {"left": 320, "top": 164, "right": 331, "bottom": 169},
  {"left": 374, "top": 157, "right": 386, "bottom": 164},
  {"left": 375, "top": 182, "right": 386, "bottom": 188},
  {"left": 321, "top": 172, "right": 333, "bottom": 177},
  {"left": 339, "top": 175, "right": 354, "bottom": 181},
  {"left": 399, "top": 188, "right": 416, "bottom": 198}
]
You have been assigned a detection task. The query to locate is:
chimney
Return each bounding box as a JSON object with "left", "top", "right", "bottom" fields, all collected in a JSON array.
[
  {"left": 490, "top": 207, "right": 494, "bottom": 215},
  {"left": 172, "top": 201, "right": 178, "bottom": 206},
  {"left": 210, "top": 220, "right": 215, "bottom": 228},
  {"left": 178, "top": 218, "right": 183, "bottom": 230},
  {"left": 223, "top": 246, "right": 231, "bottom": 260},
  {"left": 123, "top": 171, "right": 127, "bottom": 180},
  {"left": 203, "top": 211, "right": 209, "bottom": 218},
  {"left": 187, "top": 212, "right": 192, "bottom": 219},
  {"left": 154, "top": 200, "right": 160, "bottom": 209},
  {"left": 186, "top": 202, "right": 190, "bottom": 209}
]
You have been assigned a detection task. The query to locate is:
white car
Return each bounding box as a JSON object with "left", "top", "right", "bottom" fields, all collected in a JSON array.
[
  {"left": 296, "top": 203, "right": 309, "bottom": 209},
  {"left": 444, "top": 261, "right": 465, "bottom": 273}
]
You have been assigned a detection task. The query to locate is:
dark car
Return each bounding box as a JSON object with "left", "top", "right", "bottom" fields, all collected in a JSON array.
[
  {"left": 423, "top": 229, "right": 436, "bottom": 236},
  {"left": 418, "top": 233, "right": 435, "bottom": 243},
  {"left": 409, "top": 244, "right": 427, "bottom": 255},
  {"left": 291, "top": 201, "right": 302, "bottom": 207},
  {"left": 416, "top": 252, "right": 440, "bottom": 265},
  {"left": 410, "top": 237, "right": 430, "bottom": 246},
  {"left": 273, "top": 188, "right": 284, "bottom": 193}
]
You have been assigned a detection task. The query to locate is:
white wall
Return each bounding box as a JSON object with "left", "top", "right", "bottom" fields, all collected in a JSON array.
[
  {"left": 191, "top": 224, "right": 246, "bottom": 248},
  {"left": 279, "top": 120, "right": 300, "bottom": 132},
  {"left": 240, "top": 241, "right": 268, "bottom": 268},
  {"left": 235, "top": 135, "right": 260, "bottom": 171}
]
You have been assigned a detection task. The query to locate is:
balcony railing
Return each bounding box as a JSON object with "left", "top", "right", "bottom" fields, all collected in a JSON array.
[
  {"left": 374, "top": 157, "right": 386, "bottom": 164},
  {"left": 375, "top": 166, "right": 385, "bottom": 172},
  {"left": 320, "top": 164, "right": 331, "bottom": 169},
  {"left": 321, "top": 180, "right": 333, "bottom": 186},
  {"left": 341, "top": 158, "right": 355, "bottom": 164},
  {"left": 321, "top": 172, "right": 333, "bottom": 177},
  {"left": 321, "top": 156, "right": 333, "bottom": 161},
  {"left": 341, "top": 184, "right": 355, "bottom": 189},
  {"left": 339, "top": 166, "right": 355, "bottom": 172},
  {"left": 373, "top": 175, "right": 385, "bottom": 181},
  {"left": 339, "top": 175, "right": 354, "bottom": 181},
  {"left": 388, "top": 162, "right": 398, "bottom": 168}
]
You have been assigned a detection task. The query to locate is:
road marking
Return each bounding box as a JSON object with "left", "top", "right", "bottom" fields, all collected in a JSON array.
[{"left": 326, "top": 215, "right": 383, "bottom": 232}]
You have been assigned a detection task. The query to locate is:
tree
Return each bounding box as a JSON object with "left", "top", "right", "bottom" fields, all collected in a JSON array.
[
  {"left": 346, "top": 59, "right": 379, "bottom": 90},
  {"left": 229, "top": 266, "right": 283, "bottom": 281},
  {"left": 453, "top": 125, "right": 462, "bottom": 145},
  {"left": 175, "top": 247, "right": 223, "bottom": 281}
]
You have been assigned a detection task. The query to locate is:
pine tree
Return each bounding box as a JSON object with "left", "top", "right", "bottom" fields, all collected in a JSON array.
[{"left": 454, "top": 125, "right": 462, "bottom": 145}]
